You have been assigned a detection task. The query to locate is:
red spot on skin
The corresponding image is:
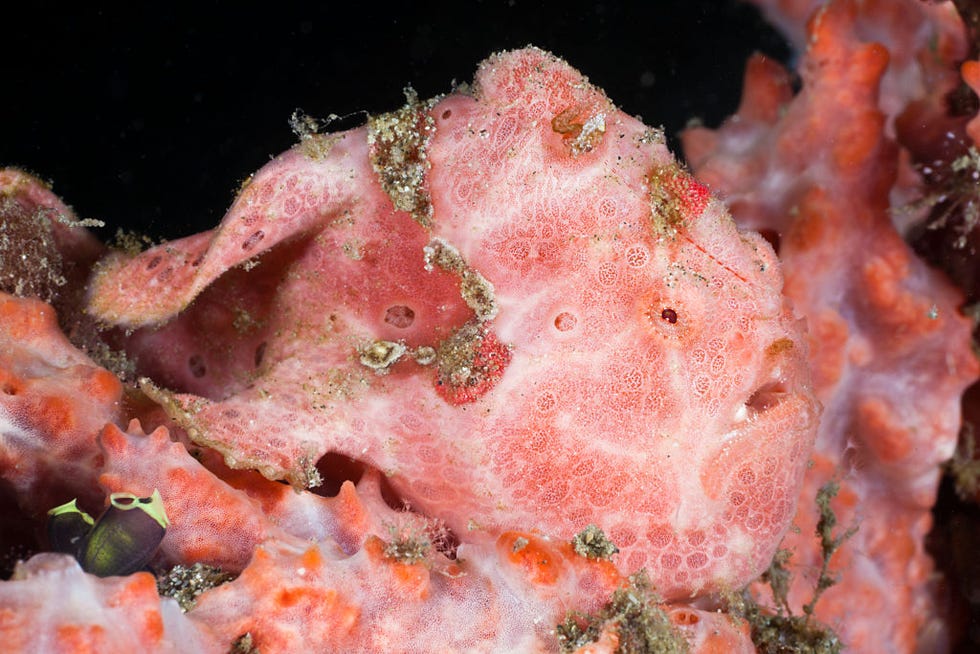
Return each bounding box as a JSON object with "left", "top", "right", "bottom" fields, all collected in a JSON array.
[
  {"left": 649, "top": 165, "right": 711, "bottom": 226},
  {"left": 435, "top": 329, "right": 512, "bottom": 406},
  {"left": 665, "top": 170, "right": 710, "bottom": 218}
]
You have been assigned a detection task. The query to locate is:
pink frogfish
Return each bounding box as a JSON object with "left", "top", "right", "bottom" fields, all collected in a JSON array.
[{"left": 87, "top": 46, "right": 819, "bottom": 603}]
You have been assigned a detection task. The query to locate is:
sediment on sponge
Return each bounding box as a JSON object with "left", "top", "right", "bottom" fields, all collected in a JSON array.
[
  {"left": 0, "top": 169, "right": 104, "bottom": 332},
  {"left": 726, "top": 481, "right": 853, "bottom": 654},
  {"left": 571, "top": 524, "right": 619, "bottom": 560},
  {"left": 157, "top": 562, "right": 237, "bottom": 612},
  {"left": 0, "top": 191, "right": 67, "bottom": 302},
  {"left": 556, "top": 571, "right": 688, "bottom": 654}
]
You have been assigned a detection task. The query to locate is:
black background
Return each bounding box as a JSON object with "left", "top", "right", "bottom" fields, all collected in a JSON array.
[{"left": 3, "top": 1, "right": 789, "bottom": 241}]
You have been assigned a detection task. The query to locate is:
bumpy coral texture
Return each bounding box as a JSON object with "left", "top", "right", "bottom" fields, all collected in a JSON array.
[
  {"left": 0, "top": 341, "right": 754, "bottom": 652},
  {"left": 0, "top": 293, "right": 122, "bottom": 514},
  {"left": 0, "top": 554, "right": 218, "bottom": 653},
  {"left": 751, "top": 0, "right": 969, "bottom": 238},
  {"left": 750, "top": 0, "right": 965, "bottom": 126},
  {"left": 100, "top": 417, "right": 750, "bottom": 652},
  {"left": 683, "top": 1, "right": 978, "bottom": 651},
  {"left": 88, "top": 47, "right": 819, "bottom": 600}
]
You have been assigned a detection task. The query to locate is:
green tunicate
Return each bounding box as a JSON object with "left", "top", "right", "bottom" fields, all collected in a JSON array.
[
  {"left": 79, "top": 489, "right": 169, "bottom": 577},
  {"left": 46, "top": 498, "right": 94, "bottom": 556}
]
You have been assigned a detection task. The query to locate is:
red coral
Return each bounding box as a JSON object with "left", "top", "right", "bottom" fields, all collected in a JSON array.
[
  {"left": 0, "top": 292, "right": 122, "bottom": 514},
  {"left": 683, "top": 1, "right": 979, "bottom": 650},
  {"left": 98, "top": 421, "right": 276, "bottom": 571},
  {"left": 0, "top": 554, "right": 217, "bottom": 653},
  {"left": 963, "top": 59, "right": 980, "bottom": 147}
]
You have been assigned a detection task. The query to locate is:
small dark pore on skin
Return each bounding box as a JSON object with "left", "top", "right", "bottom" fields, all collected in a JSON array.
[
  {"left": 661, "top": 308, "right": 678, "bottom": 324},
  {"left": 554, "top": 311, "right": 577, "bottom": 331},
  {"left": 241, "top": 230, "right": 265, "bottom": 251},
  {"left": 384, "top": 305, "right": 415, "bottom": 328},
  {"left": 188, "top": 354, "right": 206, "bottom": 378}
]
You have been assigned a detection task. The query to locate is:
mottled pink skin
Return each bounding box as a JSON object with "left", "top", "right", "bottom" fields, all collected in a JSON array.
[
  {"left": 683, "top": 1, "right": 978, "bottom": 651},
  {"left": 89, "top": 47, "right": 818, "bottom": 600}
]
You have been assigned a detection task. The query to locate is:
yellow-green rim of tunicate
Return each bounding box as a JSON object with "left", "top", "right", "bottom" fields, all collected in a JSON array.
[
  {"left": 47, "top": 498, "right": 95, "bottom": 525},
  {"left": 108, "top": 489, "right": 170, "bottom": 529}
]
